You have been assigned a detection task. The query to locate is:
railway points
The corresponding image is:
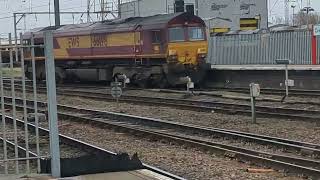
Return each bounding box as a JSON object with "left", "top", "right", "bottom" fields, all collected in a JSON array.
[
  {"left": 2, "top": 95, "right": 320, "bottom": 178},
  {"left": 2, "top": 1, "right": 320, "bottom": 178},
  {"left": 1, "top": 113, "right": 184, "bottom": 180},
  {"left": 1, "top": 79, "right": 320, "bottom": 178},
  {"left": 4, "top": 82, "right": 320, "bottom": 122}
]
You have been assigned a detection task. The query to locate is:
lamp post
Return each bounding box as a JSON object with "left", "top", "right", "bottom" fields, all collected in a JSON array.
[
  {"left": 291, "top": 5, "right": 296, "bottom": 26},
  {"left": 301, "top": 6, "right": 314, "bottom": 28},
  {"left": 301, "top": 5, "right": 316, "bottom": 65}
]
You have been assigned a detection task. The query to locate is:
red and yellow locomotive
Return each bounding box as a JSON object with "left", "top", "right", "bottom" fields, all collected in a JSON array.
[{"left": 23, "top": 12, "right": 209, "bottom": 87}]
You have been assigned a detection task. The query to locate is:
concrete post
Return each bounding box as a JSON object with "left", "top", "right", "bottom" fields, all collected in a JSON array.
[{"left": 44, "top": 31, "right": 61, "bottom": 178}]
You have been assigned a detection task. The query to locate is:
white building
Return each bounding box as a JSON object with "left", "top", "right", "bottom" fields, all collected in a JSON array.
[{"left": 119, "top": 0, "right": 268, "bottom": 32}]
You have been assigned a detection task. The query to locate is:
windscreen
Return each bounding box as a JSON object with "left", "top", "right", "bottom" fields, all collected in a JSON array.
[
  {"left": 169, "top": 27, "right": 185, "bottom": 42},
  {"left": 188, "top": 27, "right": 205, "bottom": 41}
]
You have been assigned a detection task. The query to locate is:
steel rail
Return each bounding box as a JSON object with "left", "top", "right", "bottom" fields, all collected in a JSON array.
[
  {"left": 3, "top": 96, "right": 320, "bottom": 157},
  {"left": 7, "top": 81, "right": 320, "bottom": 107},
  {"left": 46, "top": 90, "right": 320, "bottom": 121},
  {"left": 5, "top": 102, "right": 320, "bottom": 178},
  {"left": 57, "top": 106, "right": 320, "bottom": 156},
  {"left": 1, "top": 114, "right": 185, "bottom": 180},
  {"left": 72, "top": 115, "right": 320, "bottom": 179},
  {"left": 209, "top": 87, "right": 320, "bottom": 97},
  {"left": 1, "top": 80, "right": 319, "bottom": 102},
  {"left": 6, "top": 79, "right": 320, "bottom": 97},
  {"left": 3, "top": 97, "right": 320, "bottom": 176},
  {"left": 7, "top": 81, "right": 320, "bottom": 112},
  {"left": 3, "top": 83, "right": 320, "bottom": 121},
  {"left": 0, "top": 137, "right": 39, "bottom": 161}
]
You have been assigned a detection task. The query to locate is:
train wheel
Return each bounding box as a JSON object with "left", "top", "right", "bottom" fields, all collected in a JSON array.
[
  {"left": 159, "top": 76, "right": 168, "bottom": 89},
  {"left": 25, "top": 72, "right": 32, "bottom": 80},
  {"left": 137, "top": 81, "right": 148, "bottom": 88},
  {"left": 55, "top": 67, "right": 66, "bottom": 84},
  {"left": 132, "top": 74, "right": 148, "bottom": 88}
]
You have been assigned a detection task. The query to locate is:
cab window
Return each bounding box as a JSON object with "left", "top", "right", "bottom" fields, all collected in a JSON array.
[
  {"left": 169, "top": 27, "right": 185, "bottom": 42},
  {"left": 188, "top": 27, "right": 205, "bottom": 41},
  {"left": 152, "top": 30, "right": 161, "bottom": 43},
  {"left": 23, "top": 39, "right": 31, "bottom": 45}
]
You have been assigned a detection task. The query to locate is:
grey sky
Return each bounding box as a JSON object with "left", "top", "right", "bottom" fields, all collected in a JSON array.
[{"left": 0, "top": 0, "right": 319, "bottom": 37}]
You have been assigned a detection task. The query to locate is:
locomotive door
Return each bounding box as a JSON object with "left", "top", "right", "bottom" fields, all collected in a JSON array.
[{"left": 134, "top": 26, "right": 143, "bottom": 64}]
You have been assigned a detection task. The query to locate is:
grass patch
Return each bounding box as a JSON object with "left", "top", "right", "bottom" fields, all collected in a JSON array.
[{"left": 1, "top": 68, "right": 22, "bottom": 78}]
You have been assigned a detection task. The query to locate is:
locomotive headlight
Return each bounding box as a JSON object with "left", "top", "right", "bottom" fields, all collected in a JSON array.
[
  {"left": 197, "top": 48, "right": 207, "bottom": 59},
  {"left": 199, "top": 54, "right": 206, "bottom": 57},
  {"left": 168, "top": 49, "right": 178, "bottom": 60},
  {"left": 197, "top": 48, "right": 207, "bottom": 54}
]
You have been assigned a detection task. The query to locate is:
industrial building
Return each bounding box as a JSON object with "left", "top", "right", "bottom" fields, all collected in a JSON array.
[{"left": 119, "top": 0, "right": 268, "bottom": 32}]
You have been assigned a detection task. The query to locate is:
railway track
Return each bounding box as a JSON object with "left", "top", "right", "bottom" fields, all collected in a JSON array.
[
  {"left": 6, "top": 80, "right": 320, "bottom": 106},
  {"left": 4, "top": 82, "right": 320, "bottom": 122},
  {"left": 0, "top": 113, "right": 184, "bottom": 179},
  {"left": 208, "top": 87, "right": 320, "bottom": 97},
  {"left": 0, "top": 116, "right": 91, "bottom": 174},
  {"left": 60, "top": 89, "right": 320, "bottom": 121},
  {"left": 3, "top": 96, "right": 320, "bottom": 178},
  {"left": 5, "top": 79, "right": 320, "bottom": 97}
]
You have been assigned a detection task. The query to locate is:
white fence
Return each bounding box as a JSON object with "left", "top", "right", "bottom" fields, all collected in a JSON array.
[
  {"left": 0, "top": 31, "right": 60, "bottom": 177},
  {"left": 208, "top": 31, "right": 320, "bottom": 65}
]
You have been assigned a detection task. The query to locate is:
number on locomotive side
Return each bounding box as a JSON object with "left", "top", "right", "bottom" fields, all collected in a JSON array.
[
  {"left": 91, "top": 35, "right": 107, "bottom": 47},
  {"left": 68, "top": 36, "right": 80, "bottom": 48}
]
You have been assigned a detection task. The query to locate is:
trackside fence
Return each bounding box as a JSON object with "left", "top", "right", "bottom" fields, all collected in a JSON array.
[
  {"left": 317, "top": 36, "right": 320, "bottom": 64},
  {"left": 0, "top": 31, "right": 60, "bottom": 177},
  {"left": 208, "top": 31, "right": 320, "bottom": 65}
]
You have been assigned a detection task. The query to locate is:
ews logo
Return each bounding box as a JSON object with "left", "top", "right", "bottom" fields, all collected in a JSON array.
[{"left": 68, "top": 36, "right": 80, "bottom": 48}]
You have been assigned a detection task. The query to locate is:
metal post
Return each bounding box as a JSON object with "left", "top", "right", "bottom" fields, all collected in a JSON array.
[
  {"left": 312, "top": 24, "right": 317, "bottom": 65},
  {"left": 307, "top": 0, "right": 310, "bottom": 27},
  {"left": 44, "top": 31, "right": 61, "bottom": 177},
  {"left": 87, "top": 0, "right": 91, "bottom": 22},
  {"left": 285, "top": 64, "right": 289, "bottom": 97},
  {"left": 166, "top": 0, "right": 168, "bottom": 13},
  {"left": 284, "top": 0, "right": 289, "bottom": 25},
  {"left": 292, "top": 6, "right": 295, "bottom": 26},
  {"left": 251, "top": 96, "right": 256, "bottom": 124},
  {"left": 20, "top": 33, "right": 30, "bottom": 173},
  {"left": 14, "top": 13, "right": 18, "bottom": 62},
  {"left": 118, "top": 0, "right": 121, "bottom": 18},
  {"left": 116, "top": 97, "right": 119, "bottom": 110},
  {"left": 249, "top": 84, "right": 256, "bottom": 124},
  {"left": 9, "top": 33, "right": 19, "bottom": 174},
  {"left": 0, "top": 35, "right": 8, "bottom": 174},
  {"left": 54, "top": 0, "right": 61, "bottom": 26},
  {"left": 31, "top": 33, "right": 41, "bottom": 173},
  {"left": 186, "top": 77, "right": 194, "bottom": 95},
  {"left": 249, "top": 83, "right": 260, "bottom": 124},
  {"left": 101, "top": 0, "right": 105, "bottom": 21},
  {"left": 195, "top": 0, "right": 199, "bottom": 16}
]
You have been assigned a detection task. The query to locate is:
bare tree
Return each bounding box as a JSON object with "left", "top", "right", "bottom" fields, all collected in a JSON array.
[
  {"left": 294, "top": 12, "right": 320, "bottom": 26},
  {"left": 271, "top": 16, "right": 285, "bottom": 25}
]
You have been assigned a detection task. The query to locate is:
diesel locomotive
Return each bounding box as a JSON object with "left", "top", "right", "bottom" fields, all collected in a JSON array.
[{"left": 23, "top": 12, "right": 209, "bottom": 87}]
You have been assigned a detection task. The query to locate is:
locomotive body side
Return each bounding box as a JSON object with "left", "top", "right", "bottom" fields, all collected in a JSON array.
[{"left": 53, "top": 32, "right": 146, "bottom": 60}]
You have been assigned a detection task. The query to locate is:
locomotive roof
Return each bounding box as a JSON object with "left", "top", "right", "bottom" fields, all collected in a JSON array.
[{"left": 24, "top": 12, "right": 205, "bottom": 38}]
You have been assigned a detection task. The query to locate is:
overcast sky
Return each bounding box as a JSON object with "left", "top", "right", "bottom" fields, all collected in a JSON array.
[{"left": 0, "top": 0, "right": 319, "bottom": 38}]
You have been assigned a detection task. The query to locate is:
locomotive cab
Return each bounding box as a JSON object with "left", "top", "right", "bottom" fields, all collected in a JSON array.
[
  {"left": 167, "top": 26, "right": 207, "bottom": 65},
  {"left": 164, "top": 16, "right": 209, "bottom": 86}
]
